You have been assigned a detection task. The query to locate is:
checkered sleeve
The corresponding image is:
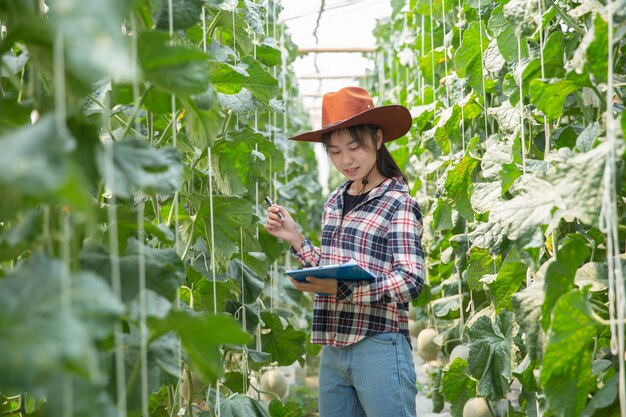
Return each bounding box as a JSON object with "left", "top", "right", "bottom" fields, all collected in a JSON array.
[
  {"left": 336, "top": 198, "right": 424, "bottom": 304},
  {"left": 291, "top": 237, "right": 321, "bottom": 268}
]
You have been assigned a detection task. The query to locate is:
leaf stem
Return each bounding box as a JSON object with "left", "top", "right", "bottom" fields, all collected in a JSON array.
[
  {"left": 119, "top": 85, "right": 152, "bottom": 140},
  {"left": 165, "top": 190, "right": 180, "bottom": 227},
  {"left": 206, "top": 9, "right": 223, "bottom": 39},
  {"left": 544, "top": 0, "right": 585, "bottom": 35},
  {"left": 154, "top": 110, "right": 183, "bottom": 147},
  {"left": 181, "top": 215, "right": 197, "bottom": 261}
]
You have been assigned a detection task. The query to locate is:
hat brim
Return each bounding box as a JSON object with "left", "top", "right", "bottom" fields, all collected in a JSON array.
[{"left": 288, "top": 105, "right": 412, "bottom": 143}]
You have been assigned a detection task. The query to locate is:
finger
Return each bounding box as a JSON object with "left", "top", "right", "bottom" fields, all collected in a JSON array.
[{"left": 268, "top": 209, "right": 284, "bottom": 221}]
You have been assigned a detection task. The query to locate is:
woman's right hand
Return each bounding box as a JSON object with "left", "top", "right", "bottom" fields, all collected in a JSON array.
[{"left": 264, "top": 205, "right": 303, "bottom": 250}]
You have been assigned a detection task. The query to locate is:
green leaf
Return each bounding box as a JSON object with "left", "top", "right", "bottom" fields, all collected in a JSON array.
[
  {"left": 433, "top": 294, "right": 462, "bottom": 318},
  {"left": 489, "top": 247, "right": 527, "bottom": 310},
  {"left": 210, "top": 57, "right": 278, "bottom": 106},
  {"left": 576, "top": 121, "right": 601, "bottom": 152},
  {"left": 194, "top": 195, "right": 254, "bottom": 270},
  {"left": 48, "top": 0, "right": 133, "bottom": 83},
  {"left": 41, "top": 374, "right": 117, "bottom": 417},
  {"left": 480, "top": 138, "right": 513, "bottom": 180},
  {"left": 212, "top": 129, "right": 285, "bottom": 195},
  {"left": 529, "top": 72, "right": 591, "bottom": 122},
  {"left": 468, "top": 221, "right": 506, "bottom": 253},
  {"left": 488, "top": 100, "right": 522, "bottom": 135},
  {"left": 243, "top": 0, "right": 267, "bottom": 35},
  {"left": 96, "top": 139, "right": 184, "bottom": 199},
  {"left": 226, "top": 259, "right": 265, "bottom": 303},
  {"left": 149, "top": 310, "right": 251, "bottom": 383},
  {"left": 0, "top": 208, "right": 42, "bottom": 261},
  {"left": 154, "top": 0, "right": 204, "bottom": 30},
  {"left": 218, "top": 393, "right": 270, "bottom": 417},
  {"left": 541, "top": 290, "right": 602, "bottom": 417},
  {"left": 444, "top": 155, "right": 479, "bottom": 221},
  {"left": 471, "top": 181, "right": 501, "bottom": 214},
  {"left": 139, "top": 31, "right": 210, "bottom": 97},
  {"left": 503, "top": 0, "right": 537, "bottom": 37},
  {"left": 268, "top": 400, "right": 303, "bottom": 417},
  {"left": 0, "top": 255, "right": 123, "bottom": 390},
  {"left": 80, "top": 239, "right": 185, "bottom": 303},
  {"left": 433, "top": 198, "right": 454, "bottom": 230},
  {"left": 261, "top": 311, "right": 306, "bottom": 366},
  {"left": 467, "top": 247, "right": 500, "bottom": 290},
  {"left": 455, "top": 21, "right": 488, "bottom": 79},
  {"left": 467, "top": 310, "right": 515, "bottom": 400},
  {"left": 255, "top": 39, "right": 282, "bottom": 67},
  {"left": 0, "top": 99, "right": 32, "bottom": 134},
  {"left": 455, "top": 21, "right": 496, "bottom": 94},
  {"left": 489, "top": 142, "right": 608, "bottom": 248},
  {"left": 0, "top": 115, "right": 72, "bottom": 195},
  {"left": 581, "top": 15, "right": 609, "bottom": 83},
  {"left": 182, "top": 96, "right": 223, "bottom": 148},
  {"left": 488, "top": 5, "right": 520, "bottom": 62},
  {"left": 441, "top": 360, "right": 477, "bottom": 417},
  {"left": 512, "top": 281, "right": 544, "bottom": 361},
  {"left": 581, "top": 373, "right": 620, "bottom": 417},
  {"left": 541, "top": 234, "right": 591, "bottom": 329},
  {"left": 521, "top": 31, "right": 565, "bottom": 85},
  {"left": 218, "top": 88, "right": 256, "bottom": 113}
]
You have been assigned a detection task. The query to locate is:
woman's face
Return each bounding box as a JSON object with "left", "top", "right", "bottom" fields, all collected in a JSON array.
[{"left": 326, "top": 128, "right": 382, "bottom": 182}]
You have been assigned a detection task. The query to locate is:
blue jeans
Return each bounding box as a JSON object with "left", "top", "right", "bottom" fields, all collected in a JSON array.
[{"left": 318, "top": 332, "right": 417, "bottom": 417}]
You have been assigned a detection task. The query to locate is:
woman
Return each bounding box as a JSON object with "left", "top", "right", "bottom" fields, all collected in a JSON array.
[{"left": 265, "top": 86, "right": 424, "bottom": 417}]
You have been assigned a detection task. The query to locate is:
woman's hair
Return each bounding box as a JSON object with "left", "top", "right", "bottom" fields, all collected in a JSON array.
[{"left": 321, "top": 124, "right": 407, "bottom": 183}]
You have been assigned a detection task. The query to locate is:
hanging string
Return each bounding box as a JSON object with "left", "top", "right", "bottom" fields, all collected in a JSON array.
[
  {"left": 517, "top": 37, "right": 527, "bottom": 175},
  {"left": 60, "top": 210, "right": 73, "bottom": 417},
  {"left": 103, "top": 101, "right": 128, "bottom": 417},
  {"left": 239, "top": 227, "right": 250, "bottom": 394},
  {"left": 207, "top": 147, "right": 221, "bottom": 416},
  {"left": 602, "top": 0, "right": 626, "bottom": 412},
  {"left": 536, "top": 0, "right": 550, "bottom": 158},
  {"left": 126, "top": 12, "right": 149, "bottom": 417},
  {"left": 429, "top": 0, "right": 436, "bottom": 94},
  {"left": 136, "top": 201, "right": 149, "bottom": 417},
  {"left": 441, "top": 0, "right": 450, "bottom": 107},
  {"left": 477, "top": 1, "right": 488, "bottom": 137},
  {"left": 456, "top": 0, "right": 466, "bottom": 151},
  {"left": 166, "top": 1, "right": 184, "bottom": 415}
]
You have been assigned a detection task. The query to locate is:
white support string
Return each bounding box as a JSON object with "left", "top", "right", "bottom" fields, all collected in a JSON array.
[
  {"left": 602, "top": 0, "right": 626, "bottom": 412},
  {"left": 104, "top": 123, "right": 128, "bottom": 417},
  {"left": 166, "top": 1, "right": 183, "bottom": 415},
  {"left": 60, "top": 211, "right": 73, "bottom": 417},
  {"left": 239, "top": 227, "right": 249, "bottom": 394},
  {"left": 429, "top": 0, "right": 436, "bottom": 93},
  {"left": 441, "top": 0, "right": 450, "bottom": 107},
  {"left": 536, "top": 0, "right": 550, "bottom": 158},
  {"left": 477, "top": 1, "right": 488, "bottom": 136},
  {"left": 517, "top": 37, "right": 527, "bottom": 175},
  {"left": 207, "top": 147, "right": 221, "bottom": 416},
  {"left": 137, "top": 201, "right": 149, "bottom": 417}
]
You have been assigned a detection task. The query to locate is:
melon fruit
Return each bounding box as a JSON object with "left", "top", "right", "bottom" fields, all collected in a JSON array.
[
  {"left": 463, "top": 397, "right": 493, "bottom": 417},
  {"left": 449, "top": 344, "right": 470, "bottom": 364},
  {"left": 417, "top": 328, "right": 440, "bottom": 361},
  {"left": 260, "top": 369, "right": 288, "bottom": 400}
]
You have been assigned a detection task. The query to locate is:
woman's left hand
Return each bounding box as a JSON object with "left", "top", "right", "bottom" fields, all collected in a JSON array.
[{"left": 290, "top": 276, "right": 337, "bottom": 295}]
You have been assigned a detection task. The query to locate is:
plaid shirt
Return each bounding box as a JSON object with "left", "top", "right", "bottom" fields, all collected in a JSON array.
[{"left": 292, "top": 177, "right": 424, "bottom": 347}]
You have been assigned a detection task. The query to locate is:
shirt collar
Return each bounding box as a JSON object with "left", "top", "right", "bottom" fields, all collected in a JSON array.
[{"left": 329, "top": 176, "right": 408, "bottom": 212}]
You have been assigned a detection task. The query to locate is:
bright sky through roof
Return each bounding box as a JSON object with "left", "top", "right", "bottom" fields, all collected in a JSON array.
[{"left": 279, "top": 1, "right": 393, "bottom": 193}]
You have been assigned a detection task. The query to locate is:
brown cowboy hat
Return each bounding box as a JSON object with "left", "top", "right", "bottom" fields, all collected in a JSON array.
[{"left": 289, "top": 86, "right": 412, "bottom": 143}]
